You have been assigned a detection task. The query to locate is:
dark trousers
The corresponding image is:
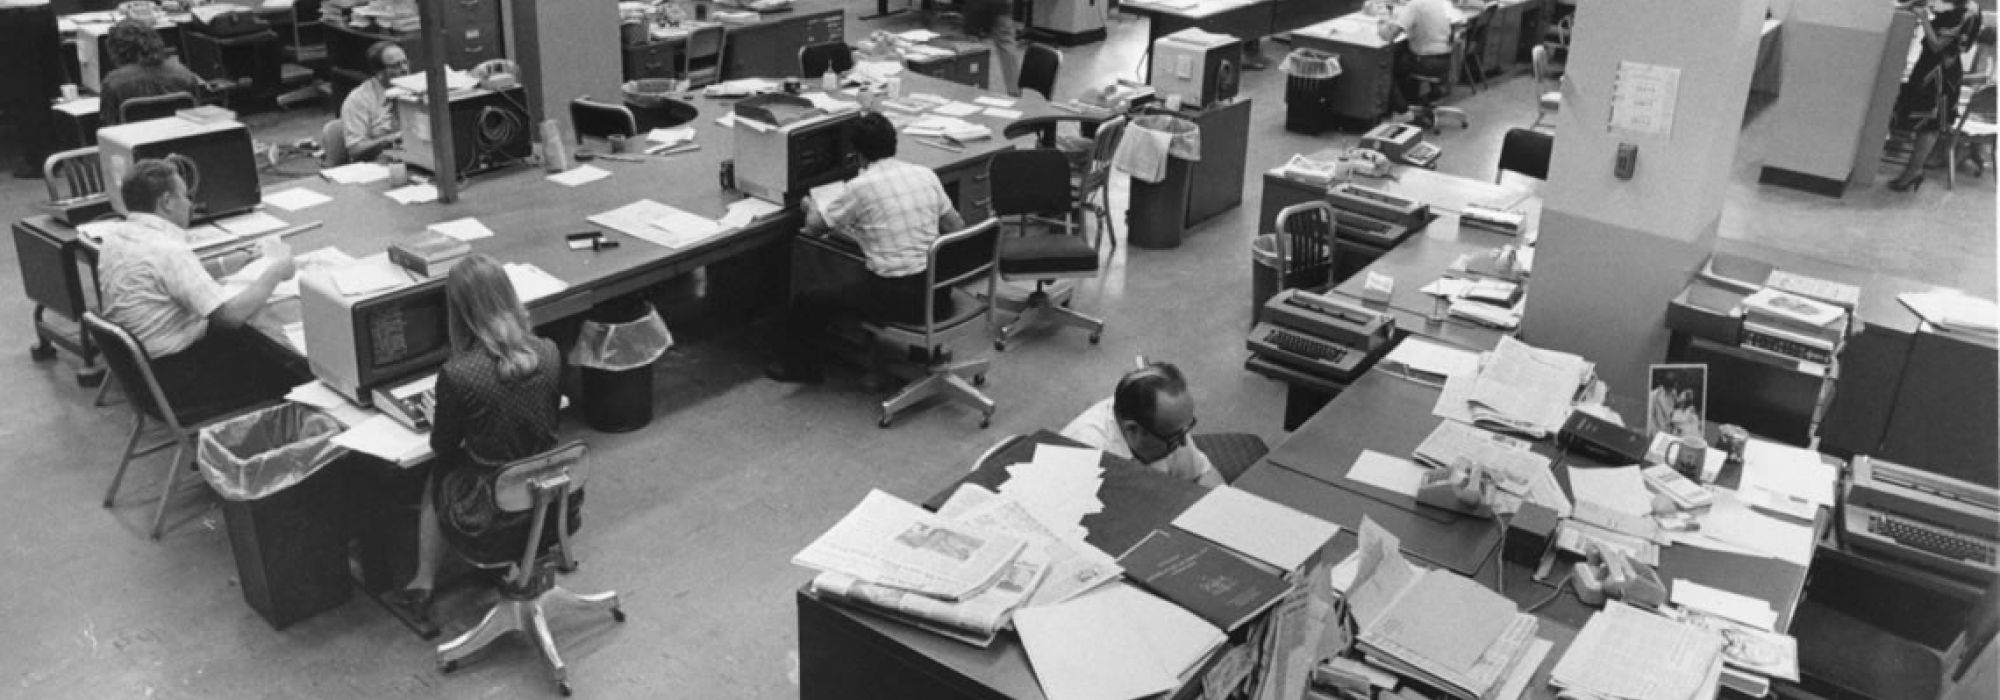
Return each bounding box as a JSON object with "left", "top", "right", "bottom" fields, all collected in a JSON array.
[
  {"left": 151, "top": 327, "right": 309, "bottom": 418},
  {"left": 782, "top": 241, "right": 951, "bottom": 366},
  {"left": 1390, "top": 48, "right": 1454, "bottom": 116}
]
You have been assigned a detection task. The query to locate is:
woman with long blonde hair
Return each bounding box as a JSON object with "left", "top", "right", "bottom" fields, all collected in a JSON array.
[{"left": 390, "top": 254, "right": 567, "bottom": 624}]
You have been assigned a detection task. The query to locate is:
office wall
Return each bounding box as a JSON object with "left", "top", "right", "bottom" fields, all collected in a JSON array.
[
  {"left": 511, "top": 0, "right": 622, "bottom": 141},
  {"left": 1522, "top": 0, "right": 1764, "bottom": 397},
  {"left": 1761, "top": 0, "right": 1895, "bottom": 188}
]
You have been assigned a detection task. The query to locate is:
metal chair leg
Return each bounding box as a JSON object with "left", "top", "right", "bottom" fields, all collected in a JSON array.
[
  {"left": 149, "top": 439, "right": 188, "bottom": 540},
  {"left": 526, "top": 603, "right": 569, "bottom": 693},
  {"left": 104, "top": 413, "right": 147, "bottom": 507},
  {"left": 438, "top": 602, "right": 522, "bottom": 671},
  {"left": 93, "top": 373, "right": 119, "bottom": 407}
]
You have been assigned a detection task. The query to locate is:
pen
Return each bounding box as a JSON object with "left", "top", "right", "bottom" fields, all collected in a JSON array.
[
  {"left": 918, "top": 138, "right": 963, "bottom": 153},
  {"left": 596, "top": 153, "right": 645, "bottom": 163},
  {"left": 648, "top": 143, "right": 701, "bottom": 156}
]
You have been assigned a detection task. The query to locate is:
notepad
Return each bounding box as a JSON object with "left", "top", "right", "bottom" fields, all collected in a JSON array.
[
  {"left": 1348, "top": 449, "right": 1428, "bottom": 497},
  {"left": 547, "top": 164, "right": 611, "bottom": 187},
  {"left": 263, "top": 188, "right": 332, "bottom": 212},
  {"left": 427, "top": 217, "right": 496, "bottom": 241},
  {"left": 384, "top": 183, "right": 439, "bottom": 204},
  {"left": 1171, "top": 486, "right": 1340, "bottom": 572},
  {"left": 503, "top": 262, "right": 567, "bottom": 304}
]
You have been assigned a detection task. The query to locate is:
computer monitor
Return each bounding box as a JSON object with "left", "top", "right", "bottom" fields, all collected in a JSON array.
[
  {"left": 299, "top": 261, "right": 451, "bottom": 406},
  {"left": 98, "top": 116, "right": 261, "bottom": 223},
  {"left": 396, "top": 85, "right": 534, "bottom": 178}
]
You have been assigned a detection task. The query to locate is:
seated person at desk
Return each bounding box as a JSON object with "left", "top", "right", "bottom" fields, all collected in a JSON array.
[
  {"left": 390, "top": 254, "right": 569, "bottom": 623},
  {"left": 1060, "top": 361, "right": 1225, "bottom": 487},
  {"left": 1376, "top": 0, "right": 1455, "bottom": 128},
  {"left": 766, "top": 112, "right": 966, "bottom": 383},
  {"left": 341, "top": 41, "right": 409, "bottom": 162},
  {"left": 99, "top": 19, "right": 204, "bottom": 126},
  {"left": 98, "top": 159, "right": 301, "bottom": 410}
]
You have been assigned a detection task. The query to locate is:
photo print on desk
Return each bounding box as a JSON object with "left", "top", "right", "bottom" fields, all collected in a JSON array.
[{"left": 1647, "top": 363, "right": 1708, "bottom": 442}]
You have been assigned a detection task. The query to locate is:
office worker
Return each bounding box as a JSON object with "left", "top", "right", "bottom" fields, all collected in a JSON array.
[
  {"left": 1060, "top": 362, "right": 1225, "bottom": 487},
  {"left": 392, "top": 254, "right": 569, "bottom": 623},
  {"left": 98, "top": 159, "right": 300, "bottom": 409},
  {"left": 341, "top": 41, "right": 409, "bottom": 162},
  {"left": 962, "top": 0, "right": 1023, "bottom": 96},
  {"left": 1888, "top": 0, "right": 1984, "bottom": 191},
  {"left": 767, "top": 112, "right": 965, "bottom": 383},
  {"left": 98, "top": 19, "right": 204, "bottom": 126},
  {"left": 1377, "top": 0, "right": 1456, "bottom": 128}
]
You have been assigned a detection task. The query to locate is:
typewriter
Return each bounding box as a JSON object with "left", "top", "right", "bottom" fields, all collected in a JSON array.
[
  {"left": 1326, "top": 182, "right": 1432, "bottom": 235},
  {"left": 1359, "top": 122, "right": 1440, "bottom": 169},
  {"left": 1845, "top": 455, "right": 1999, "bottom": 583},
  {"left": 1246, "top": 289, "right": 1395, "bottom": 384}
]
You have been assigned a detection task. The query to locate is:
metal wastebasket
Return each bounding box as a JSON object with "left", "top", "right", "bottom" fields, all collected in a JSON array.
[
  {"left": 1252, "top": 233, "right": 1282, "bottom": 326},
  {"left": 198, "top": 403, "right": 355, "bottom": 630},
  {"left": 1281, "top": 49, "right": 1341, "bottom": 135},
  {"left": 573, "top": 296, "right": 674, "bottom": 433}
]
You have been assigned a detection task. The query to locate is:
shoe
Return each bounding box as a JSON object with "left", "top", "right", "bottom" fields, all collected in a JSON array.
[
  {"left": 1887, "top": 174, "right": 1926, "bottom": 192},
  {"left": 383, "top": 587, "right": 433, "bottom": 627},
  {"left": 764, "top": 361, "right": 824, "bottom": 384}
]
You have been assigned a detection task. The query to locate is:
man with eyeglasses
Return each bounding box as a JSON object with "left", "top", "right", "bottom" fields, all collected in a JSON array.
[
  {"left": 1060, "top": 361, "right": 1224, "bottom": 487},
  {"left": 341, "top": 41, "right": 410, "bottom": 162}
]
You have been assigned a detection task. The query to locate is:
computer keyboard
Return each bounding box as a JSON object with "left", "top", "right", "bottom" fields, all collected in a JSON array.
[
  {"left": 1869, "top": 513, "right": 1998, "bottom": 565},
  {"left": 1263, "top": 327, "right": 1350, "bottom": 364}
]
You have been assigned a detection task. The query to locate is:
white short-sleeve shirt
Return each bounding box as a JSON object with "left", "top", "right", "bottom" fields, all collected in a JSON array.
[
  {"left": 1394, "top": 0, "right": 1456, "bottom": 57},
  {"left": 97, "top": 213, "right": 227, "bottom": 357},
  {"left": 1059, "top": 397, "right": 1223, "bottom": 487}
]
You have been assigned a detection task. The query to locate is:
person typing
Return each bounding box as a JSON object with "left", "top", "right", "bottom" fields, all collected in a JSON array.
[
  {"left": 97, "top": 159, "right": 303, "bottom": 411},
  {"left": 1060, "top": 361, "right": 1225, "bottom": 487},
  {"left": 341, "top": 41, "right": 409, "bottom": 162}
]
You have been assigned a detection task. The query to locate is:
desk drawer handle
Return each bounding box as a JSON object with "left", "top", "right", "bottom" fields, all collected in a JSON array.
[
  {"left": 972, "top": 174, "right": 989, "bottom": 182},
  {"left": 461, "top": 42, "right": 486, "bottom": 55},
  {"left": 458, "top": 0, "right": 482, "bottom": 8}
]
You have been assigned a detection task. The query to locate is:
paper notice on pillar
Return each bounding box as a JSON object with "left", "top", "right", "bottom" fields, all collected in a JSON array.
[{"left": 1608, "top": 61, "right": 1680, "bottom": 139}]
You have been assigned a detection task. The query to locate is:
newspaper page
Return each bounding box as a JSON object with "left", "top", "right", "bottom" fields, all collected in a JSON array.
[
  {"left": 1552, "top": 602, "right": 1724, "bottom": 700},
  {"left": 811, "top": 551, "right": 1049, "bottom": 646},
  {"left": 1466, "top": 337, "right": 1593, "bottom": 437},
  {"left": 793, "top": 489, "right": 1027, "bottom": 601},
  {"left": 951, "top": 491, "right": 1123, "bottom": 608}
]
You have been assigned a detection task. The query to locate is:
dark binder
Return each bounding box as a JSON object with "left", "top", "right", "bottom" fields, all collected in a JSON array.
[{"left": 1116, "top": 528, "right": 1291, "bottom": 633}]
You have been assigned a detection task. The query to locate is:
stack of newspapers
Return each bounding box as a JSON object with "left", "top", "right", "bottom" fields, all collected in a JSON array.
[{"left": 1435, "top": 336, "right": 1596, "bottom": 439}]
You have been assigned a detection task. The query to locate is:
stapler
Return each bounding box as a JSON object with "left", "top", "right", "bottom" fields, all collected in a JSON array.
[
  {"left": 1416, "top": 458, "right": 1494, "bottom": 518},
  {"left": 1571, "top": 545, "right": 1666, "bottom": 609}
]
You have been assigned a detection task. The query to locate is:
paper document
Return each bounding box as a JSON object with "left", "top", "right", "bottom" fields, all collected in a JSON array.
[
  {"left": 281, "top": 321, "right": 308, "bottom": 356},
  {"left": 1552, "top": 602, "right": 1722, "bottom": 700},
  {"left": 503, "top": 263, "right": 567, "bottom": 304},
  {"left": 1383, "top": 336, "right": 1482, "bottom": 381},
  {"left": 547, "top": 164, "right": 611, "bottom": 187},
  {"left": 1899, "top": 291, "right": 1998, "bottom": 334},
  {"left": 321, "top": 162, "right": 391, "bottom": 184},
  {"left": 792, "top": 489, "right": 1027, "bottom": 601},
  {"left": 1015, "top": 590, "right": 1180, "bottom": 700},
  {"left": 932, "top": 101, "right": 981, "bottom": 117},
  {"left": 1464, "top": 336, "right": 1591, "bottom": 437},
  {"left": 948, "top": 489, "right": 1122, "bottom": 608},
  {"left": 263, "top": 187, "right": 332, "bottom": 211},
  {"left": 1348, "top": 450, "right": 1428, "bottom": 497},
  {"left": 974, "top": 95, "right": 1017, "bottom": 108},
  {"left": 1696, "top": 488, "right": 1815, "bottom": 565},
  {"left": 1671, "top": 580, "right": 1777, "bottom": 631},
  {"left": 1738, "top": 440, "right": 1836, "bottom": 507},
  {"left": 647, "top": 126, "right": 696, "bottom": 145},
  {"left": 384, "top": 183, "right": 440, "bottom": 205},
  {"left": 897, "top": 28, "right": 940, "bottom": 41},
  {"left": 998, "top": 448, "right": 1106, "bottom": 541},
  {"left": 389, "top": 69, "right": 477, "bottom": 94},
  {"left": 1671, "top": 607, "right": 1799, "bottom": 681},
  {"left": 1093, "top": 582, "right": 1227, "bottom": 680},
  {"left": 426, "top": 216, "right": 495, "bottom": 241},
  {"left": 1411, "top": 420, "right": 1549, "bottom": 492},
  {"left": 589, "top": 199, "right": 726, "bottom": 250},
  {"left": 718, "top": 197, "right": 783, "bottom": 230},
  {"left": 1567, "top": 465, "right": 1655, "bottom": 517},
  {"left": 333, "top": 413, "right": 431, "bottom": 465},
  {"left": 1172, "top": 485, "right": 1340, "bottom": 572},
  {"left": 330, "top": 260, "right": 410, "bottom": 297},
  {"left": 982, "top": 107, "right": 1023, "bottom": 120},
  {"left": 213, "top": 211, "right": 288, "bottom": 238},
  {"left": 286, "top": 380, "right": 372, "bottom": 426}
]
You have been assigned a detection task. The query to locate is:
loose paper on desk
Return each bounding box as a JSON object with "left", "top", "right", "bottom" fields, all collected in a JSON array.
[
  {"left": 1014, "top": 587, "right": 1180, "bottom": 700},
  {"left": 999, "top": 447, "right": 1106, "bottom": 539},
  {"left": 1671, "top": 579, "right": 1777, "bottom": 631},
  {"left": 1094, "top": 581, "right": 1227, "bottom": 680},
  {"left": 1567, "top": 465, "right": 1655, "bottom": 517},
  {"left": 1552, "top": 602, "right": 1721, "bottom": 700},
  {"left": 1348, "top": 449, "right": 1428, "bottom": 497},
  {"left": 503, "top": 263, "right": 567, "bottom": 304},
  {"left": 1685, "top": 488, "right": 1814, "bottom": 566},
  {"left": 263, "top": 187, "right": 332, "bottom": 212},
  {"left": 1347, "top": 518, "right": 1416, "bottom": 626},
  {"left": 982, "top": 107, "right": 1024, "bottom": 120},
  {"left": 647, "top": 126, "right": 696, "bottom": 145},
  {"left": 1432, "top": 372, "right": 1479, "bottom": 425},
  {"left": 214, "top": 211, "right": 289, "bottom": 238},
  {"left": 1466, "top": 336, "right": 1591, "bottom": 437},
  {"left": 807, "top": 181, "right": 850, "bottom": 222},
  {"left": 944, "top": 487, "right": 1123, "bottom": 608},
  {"left": 792, "top": 489, "right": 1027, "bottom": 601},
  {"left": 384, "top": 183, "right": 440, "bottom": 205},
  {"left": 333, "top": 413, "right": 430, "bottom": 465},
  {"left": 1898, "top": 290, "right": 1999, "bottom": 335},
  {"left": 932, "top": 101, "right": 982, "bottom": 117},
  {"left": 897, "top": 28, "right": 939, "bottom": 41},
  {"left": 427, "top": 216, "right": 495, "bottom": 242},
  {"left": 281, "top": 321, "right": 309, "bottom": 357},
  {"left": 1420, "top": 277, "right": 1476, "bottom": 298},
  {"left": 330, "top": 259, "right": 409, "bottom": 297},
  {"left": 974, "top": 95, "right": 1017, "bottom": 108},
  {"left": 321, "top": 162, "right": 391, "bottom": 185},
  {"left": 286, "top": 380, "right": 373, "bottom": 427},
  {"left": 1738, "top": 439, "right": 1837, "bottom": 508},
  {"left": 1172, "top": 486, "right": 1340, "bottom": 572},
  {"left": 718, "top": 197, "right": 783, "bottom": 230},
  {"left": 547, "top": 164, "right": 611, "bottom": 187},
  {"left": 589, "top": 200, "right": 724, "bottom": 250}
]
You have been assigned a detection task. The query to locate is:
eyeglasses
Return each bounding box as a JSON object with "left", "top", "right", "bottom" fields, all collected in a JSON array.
[{"left": 1140, "top": 416, "right": 1197, "bottom": 450}]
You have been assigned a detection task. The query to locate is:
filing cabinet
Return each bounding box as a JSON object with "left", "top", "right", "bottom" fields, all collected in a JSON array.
[
  {"left": 937, "top": 159, "right": 993, "bottom": 224},
  {"left": 623, "top": 37, "right": 685, "bottom": 81}
]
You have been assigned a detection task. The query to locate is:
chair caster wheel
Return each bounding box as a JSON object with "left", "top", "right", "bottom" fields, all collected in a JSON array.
[
  {"left": 979, "top": 414, "right": 992, "bottom": 429},
  {"left": 972, "top": 373, "right": 986, "bottom": 386},
  {"left": 558, "top": 680, "right": 572, "bottom": 696},
  {"left": 440, "top": 660, "right": 458, "bottom": 674},
  {"left": 29, "top": 343, "right": 55, "bottom": 361},
  {"left": 1088, "top": 331, "right": 1101, "bottom": 344},
  {"left": 612, "top": 607, "right": 627, "bottom": 622},
  {"left": 878, "top": 414, "right": 892, "bottom": 428},
  {"left": 993, "top": 339, "right": 1006, "bottom": 352}
]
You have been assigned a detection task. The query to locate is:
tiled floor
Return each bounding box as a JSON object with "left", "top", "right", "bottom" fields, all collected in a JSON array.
[{"left": 0, "top": 6, "right": 1991, "bottom": 698}]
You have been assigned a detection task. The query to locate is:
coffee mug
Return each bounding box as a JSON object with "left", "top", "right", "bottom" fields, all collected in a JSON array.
[
  {"left": 60, "top": 84, "right": 78, "bottom": 102},
  {"left": 388, "top": 162, "right": 409, "bottom": 186}
]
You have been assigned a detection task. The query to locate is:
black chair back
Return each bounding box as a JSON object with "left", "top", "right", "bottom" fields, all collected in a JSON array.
[
  {"left": 931, "top": 217, "right": 1003, "bottom": 291},
  {"left": 1497, "top": 127, "right": 1555, "bottom": 182},
  {"left": 121, "top": 91, "right": 198, "bottom": 123},
  {"left": 81, "top": 312, "right": 171, "bottom": 425},
  {"left": 798, "top": 42, "right": 854, "bottom": 78},
  {"left": 569, "top": 97, "right": 639, "bottom": 144},
  {"left": 1020, "top": 44, "right": 1061, "bottom": 101},
  {"left": 1274, "top": 202, "right": 1337, "bottom": 290},
  {"left": 988, "top": 149, "right": 1073, "bottom": 217}
]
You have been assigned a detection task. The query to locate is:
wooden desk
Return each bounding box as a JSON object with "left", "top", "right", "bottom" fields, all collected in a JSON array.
[{"left": 796, "top": 431, "right": 1213, "bottom": 700}]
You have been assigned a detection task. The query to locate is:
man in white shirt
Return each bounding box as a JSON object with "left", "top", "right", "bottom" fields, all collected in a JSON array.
[
  {"left": 1060, "top": 362, "right": 1224, "bottom": 487},
  {"left": 340, "top": 41, "right": 408, "bottom": 162},
  {"left": 98, "top": 159, "right": 301, "bottom": 411},
  {"left": 1378, "top": 0, "right": 1457, "bottom": 126},
  {"left": 768, "top": 112, "right": 966, "bottom": 383}
]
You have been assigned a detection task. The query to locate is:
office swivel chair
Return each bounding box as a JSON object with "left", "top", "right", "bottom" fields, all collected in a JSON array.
[
  {"left": 989, "top": 149, "right": 1105, "bottom": 351},
  {"left": 1495, "top": 127, "right": 1554, "bottom": 185},
  {"left": 1019, "top": 43, "right": 1061, "bottom": 101},
  {"left": 435, "top": 441, "right": 624, "bottom": 697},
  {"left": 82, "top": 312, "right": 273, "bottom": 539},
  {"left": 121, "top": 90, "right": 199, "bottom": 123},
  {"left": 568, "top": 97, "right": 639, "bottom": 145},
  {"left": 863, "top": 218, "right": 1002, "bottom": 429},
  {"left": 43, "top": 146, "right": 109, "bottom": 211},
  {"left": 1407, "top": 37, "right": 1468, "bottom": 133},
  {"left": 682, "top": 24, "right": 726, "bottom": 88},
  {"left": 1949, "top": 84, "right": 1995, "bottom": 187},
  {"left": 798, "top": 42, "right": 855, "bottom": 79},
  {"left": 1530, "top": 45, "right": 1562, "bottom": 130},
  {"left": 1075, "top": 116, "right": 1127, "bottom": 253}
]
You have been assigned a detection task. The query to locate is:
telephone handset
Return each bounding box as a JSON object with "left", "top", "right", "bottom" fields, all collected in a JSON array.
[
  {"left": 1416, "top": 458, "right": 1494, "bottom": 518},
  {"left": 470, "top": 59, "right": 521, "bottom": 90},
  {"left": 1571, "top": 544, "right": 1667, "bottom": 609},
  {"left": 1339, "top": 148, "right": 1395, "bottom": 179}
]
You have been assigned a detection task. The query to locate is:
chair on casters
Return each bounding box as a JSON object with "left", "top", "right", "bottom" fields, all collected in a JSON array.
[
  {"left": 1408, "top": 53, "right": 1467, "bottom": 133},
  {"left": 864, "top": 217, "right": 1003, "bottom": 429},
  {"left": 1273, "top": 201, "right": 1339, "bottom": 293},
  {"left": 799, "top": 42, "right": 855, "bottom": 79},
  {"left": 436, "top": 441, "right": 625, "bottom": 696},
  {"left": 319, "top": 120, "right": 348, "bottom": 168},
  {"left": 1495, "top": 127, "right": 1554, "bottom": 184},
  {"left": 82, "top": 312, "right": 273, "bottom": 540},
  {"left": 121, "top": 91, "right": 198, "bottom": 123},
  {"left": 682, "top": 24, "right": 726, "bottom": 88},
  {"left": 1020, "top": 43, "right": 1062, "bottom": 100},
  {"left": 989, "top": 149, "right": 1105, "bottom": 351},
  {"left": 1530, "top": 45, "right": 1562, "bottom": 130},
  {"left": 568, "top": 97, "right": 639, "bottom": 145}
]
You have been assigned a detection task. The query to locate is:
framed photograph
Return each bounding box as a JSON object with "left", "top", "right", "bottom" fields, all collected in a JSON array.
[{"left": 1647, "top": 364, "right": 1708, "bottom": 440}]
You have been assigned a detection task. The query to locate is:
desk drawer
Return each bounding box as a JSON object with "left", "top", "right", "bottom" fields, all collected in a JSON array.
[
  {"left": 937, "top": 162, "right": 993, "bottom": 223},
  {"left": 624, "top": 42, "right": 681, "bottom": 80}
]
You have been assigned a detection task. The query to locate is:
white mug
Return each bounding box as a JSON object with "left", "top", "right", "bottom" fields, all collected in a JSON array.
[{"left": 59, "top": 83, "right": 78, "bottom": 102}]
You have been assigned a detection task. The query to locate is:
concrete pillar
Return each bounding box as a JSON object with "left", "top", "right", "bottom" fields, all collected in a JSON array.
[{"left": 511, "top": 0, "right": 623, "bottom": 143}]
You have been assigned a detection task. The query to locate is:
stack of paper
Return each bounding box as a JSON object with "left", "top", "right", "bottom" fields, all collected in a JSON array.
[
  {"left": 935, "top": 485, "right": 1122, "bottom": 609},
  {"left": 1412, "top": 421, "right": 1569, "bottom": 517},
  {"left": 1458, "top": 336, "right": 1594, "bottom": 438},
  {"left": 1170, "top": 486, "right": 1340, "bottom": 573},
  {"left": 1666, "top": 605, "right": 1798, "bottom": 695},
  {"left": 503, "top": 262, "right": 567, "bottom": 304},
  {"left": 1551, "top": 602, "right": 1723, "bottom": 700},
  {"left": 588, "top": 199, "right": 726, "bottom": 250},
  {"left": 1348, "top": 519, "right": 1543, "bottom": 700},
  {"left": 321, "top": 162, "right": 391, "bottom": 184},
  {"left": 332, "top": 413, "right": 431, "bottom": 465},
  {"left": 1899, "top": 290, "right": 1998, "bottom": 338},
  {"left": 1016, "top": 582, "right": 1219, "bottom": 700},
  {"left": 285, "top": 379, "right": 374, "bottom": 427},
  {"left": 1737, "top": 439, "right": 1837, "bottom": 516},
  {"left": 1676, "top": 488, "right": 1815, "bottom": 565},
  {"left": 263, "top": 187, "right": 332, "bottom": 212},
  {"left": 388, "top": 69, "right": 478, "bottom": 94},
  {"left": 996, "top": 444, "right": 1106, "bottom": 540}
]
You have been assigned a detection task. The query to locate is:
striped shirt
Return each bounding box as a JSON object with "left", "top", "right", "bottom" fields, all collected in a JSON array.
[
  {"left": 97, "top": 213, "right": 226, "bottom": 357},
  {"left": 821, "top": 158, "right": 953, "bottom": 278}
]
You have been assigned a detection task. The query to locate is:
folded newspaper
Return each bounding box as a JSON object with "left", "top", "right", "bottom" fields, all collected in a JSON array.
[
  {"left": 793, "top": 489, "right": 1027, "bottom": 602},
  {"left": 1463, "top": 337, "right": 1594, "bottom": 438},
  {"left": 811, "top": 552, "right": 1049, "bottom": 647}
]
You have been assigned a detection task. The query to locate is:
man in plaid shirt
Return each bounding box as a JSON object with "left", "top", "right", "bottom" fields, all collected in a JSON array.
[{"left": 768, "top": 112, "right": 966, "bottom": 383}]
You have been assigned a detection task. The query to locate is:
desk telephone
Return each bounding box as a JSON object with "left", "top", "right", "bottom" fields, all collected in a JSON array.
[
  {"left": 1415, "top": 458, "right": 1496, "bottom": 518},
  {"left": 371, "top": 373, "right": 438, "bottom": 433},
  {"left": 1246, "top": 289, "right": 1395, "bottom": 384},
  {"left": 1571, "top": 544, "right": 1667, "bottom": 609}
]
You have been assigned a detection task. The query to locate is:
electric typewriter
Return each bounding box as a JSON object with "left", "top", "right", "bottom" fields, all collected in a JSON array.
[
  {"left": 1359, "top": 122, "right": 1441, "bottom": 169},
  {"left": 1326, "top": 181, "right": 1432, "bottom": 240},
  {"left": 1246, "top": 289, "right": 1395, "bottom": 384},
  {"left": 1845, "top": 455, "right": 1999, "bottom": 583}
]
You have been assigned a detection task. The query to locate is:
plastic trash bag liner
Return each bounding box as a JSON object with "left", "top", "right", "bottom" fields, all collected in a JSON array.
[{"left": 199, "top": 404, "right": 348, "bottom": 501}]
